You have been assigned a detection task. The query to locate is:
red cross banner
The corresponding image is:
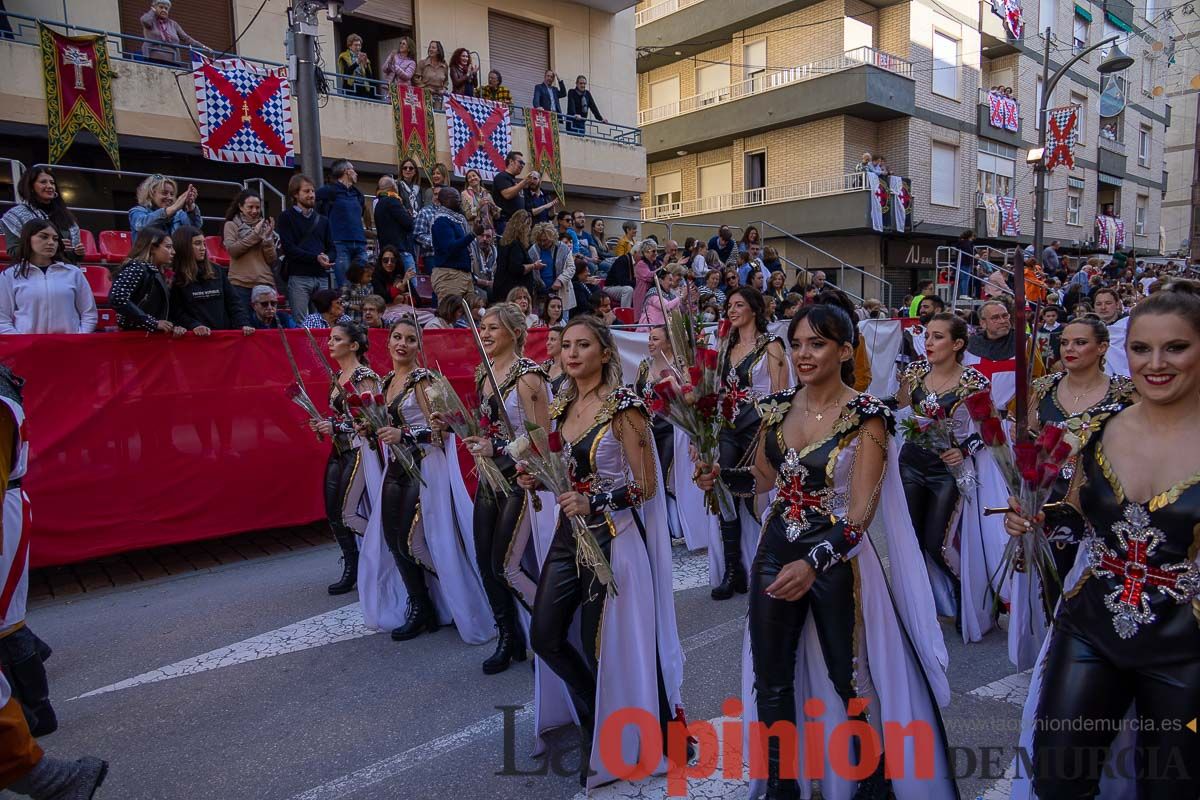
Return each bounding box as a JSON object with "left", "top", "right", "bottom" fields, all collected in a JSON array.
[
  {"left": 1044, "top": 105, "right": 1079, "bottom": 173},
  {"left": 38, "top": 23, "right": 120, "bottom": 170},
  {"left": 392, "top": 85, "right": 436, "bottom": 173},
  {"left": 445, "top": 94, "right": 511, "bottom": 181},
  {"left": 192, "top": 55, "right": 294, "bottom": 168},
  {"left": 526, "top": 107, "right": 564, "bottom": 206}
]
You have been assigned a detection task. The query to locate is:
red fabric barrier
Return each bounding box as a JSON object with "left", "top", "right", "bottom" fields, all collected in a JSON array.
[{"left": 0, "top": 328, "right": 547, "bottom": 568}]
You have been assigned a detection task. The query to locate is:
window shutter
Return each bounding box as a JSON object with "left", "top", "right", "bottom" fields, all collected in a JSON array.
[
  {"left": 349, "top": 0, "right": 414, "bottom": 28},
  {"left": 488, "top": 12, "right": 550, "bottom": 107},
  {"left": 119, "top": 0, "right": 235, "bottom": 55}
]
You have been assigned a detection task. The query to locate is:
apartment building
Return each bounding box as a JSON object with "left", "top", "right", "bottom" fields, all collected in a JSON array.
[
  {"left": 1159, "top": 0, "right": 1199, "bottom": 260},
  {"left": 0, "top": 0, "right": 645, "bottom": 226},
  {"left": 634, "top": 0, "right": 1169, "bottom": 299}
]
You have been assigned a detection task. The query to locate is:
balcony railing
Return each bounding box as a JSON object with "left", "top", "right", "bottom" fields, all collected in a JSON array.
[
  {"left": 635, "top": 0, "right": 704, "bottom": 26},
  {"left": 641, "top": 171, "right": 867, "bottom": 221},
  {"left": 2, "top": 12, "right": 642, "bottom": 147},
  {"left": 638, "top": 47, "right": 912, "bottom": 126},
  {"left": 1098, "top": 129, "right": 1125, "bottom": 151}
]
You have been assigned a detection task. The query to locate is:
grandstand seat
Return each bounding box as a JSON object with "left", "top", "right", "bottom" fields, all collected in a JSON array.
[
  {"left": 206, "top": 235, "right": 231, "bottom": 268},
  {"left": 612, "top": 306, "right": 635, "bottom": 325},
  {"left": 81, "top": 265, "right": 113, "bottom": 306},
  {"left": 96, "top": 308, "right": 118, "bottom": 330},
  {"left": 78, "top": 229, "right": 102, "bottom": 263},
  {"left": 411, "top": 275, "right": 433, "bottom": 307},
  {"left": 98, "top": 230, "right": 133, "bottom": 264},
  {"left": 0, "top": 238, "right": 7, "bottom": 264}
]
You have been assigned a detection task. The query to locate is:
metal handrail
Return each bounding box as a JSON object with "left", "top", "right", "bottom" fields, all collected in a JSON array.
[
  {"left": 638, "top": 47, "right": 914, "bottom": 126},
  {"left": 641, "top": 172, "right": 867, "bottom": 221},
  {"left": 754, "top": 220, "right": 892, "bottom": 308},
  {"left": 936, "top": 246, "right": 1017, "bottom": 309},
  {"left": 634, "top": 0, "right": 704, "bottom": 26}
]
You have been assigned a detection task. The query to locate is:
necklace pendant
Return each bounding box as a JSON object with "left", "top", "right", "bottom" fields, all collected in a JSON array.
[{"left": 815, "top": 413, "right": 824, "bottom": 421}]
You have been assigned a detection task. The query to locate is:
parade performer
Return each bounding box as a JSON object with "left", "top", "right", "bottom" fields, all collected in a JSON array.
[
  {"left": 542, "top": 325, "right": 567, "bottom": 395},
  {"left": 632, "top": 325, "right": 708, "bottom": 550},
  {"left": 362, "top": 318, "right": 494, "bottom": 644},
  {"left": 697, "top": 305, "right": 956, "bottom": 800},
  {"left": 450, "top": 303, "right": 552, "bottom": 675},
  {"left": 1006, "top": 282, "right": 1200, "bottom": 799},
  {"left": 712, "top": 287, "right": 789, "bottom": 600},
  {"left": 309, "top": 323, "right": 379, "bottom": 595},
  {"left": 1006, "top": 317, "right": 1136, "bottom": 668},
  {"left": 520, "top": 316, "right": 684, "bottom": 790},
  {"left": 894, "top": 313, "right": 1008, "bottom": 641}
]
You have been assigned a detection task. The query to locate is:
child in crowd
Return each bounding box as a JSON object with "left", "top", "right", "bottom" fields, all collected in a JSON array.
[{"left": 340, "top": 261, "right": 374, "bottom": 324}]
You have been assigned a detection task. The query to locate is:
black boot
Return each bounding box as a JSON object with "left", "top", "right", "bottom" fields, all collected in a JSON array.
[
  {"left": 761, "top": 739, "right": 800, "bottom": 799},
  {"left": 5, "top": 651, "right": 56, "bottom": 737},
  {"left": 852, "top": 757, "right": 891, "bottom": 800},
  {"left": 327, "top": 529, "right": 359, "bottom": 595},
  {"left": 482, "top": 615, "right": 527, "bottom": 675},
  {"left": 391, "top": 594, "right": 439, "bottom": 641},
  {"left": 8, "top": 756, "right": 108, "bottom": 800},
  {"left": 711, "top": 517, "right": 748, "bottom": 600}
]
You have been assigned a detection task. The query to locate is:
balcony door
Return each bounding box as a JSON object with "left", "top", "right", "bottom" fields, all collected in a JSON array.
[
  {"left": 652, "top": 172, "right": 682, "bottom": 216},
  {"left": 698, "top": 162, "right": 732, "bottom": 212},
  {"left": 745, "top": 151, "right": 766, "bottom": 204},
  {"left": 488, "top": 12, "right": 550, "bottom": 109},
  {"left": 696, "top": 63, "right": 730, "bottom": 107},
  {"left": 743, "top": 40, "right": 767, "bottom": 94}
]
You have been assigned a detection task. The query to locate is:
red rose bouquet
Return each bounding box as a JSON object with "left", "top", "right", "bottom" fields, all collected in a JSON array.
[
  {"left": 507, "top": 421, "right": 616, "bottom": 596},
  {"left": 899, "top": 402, "right": 979, "bottom": 494},
  {"left": 424, "top": 374, "right": 512, "bottom": 496},
  {"left": 342, "top": 382, "right": 424, "bottom": 486}
]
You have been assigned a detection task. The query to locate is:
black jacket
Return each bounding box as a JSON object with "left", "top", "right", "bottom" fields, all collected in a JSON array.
[
  {"left": 169, "top": 268, "right": 250, "bottom": 330},
  {"left": 110, "top": 260, "right": 170, "bottom": 332},
  {"left": 605, "top": 254, "right": 635, "bottom": 289},
  {"left": 277, "top": 208, "right": 336, "bottom": 279},
  {"left": 566, "top": 88, "right": 602, "bottom": 121},
  {"left": 491, "top": 240, "right": 536, "bottom": 303},
  {"left": 374, "top": 193, "right": 415, "bottom": 255}
]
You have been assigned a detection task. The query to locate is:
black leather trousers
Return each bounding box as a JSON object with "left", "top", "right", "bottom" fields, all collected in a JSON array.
[
  {"left": 323, "top": 448, "right": 360, "bottom": 556},
  {"left": 899, "top": 442, "right": 959, "bottom": 580},
  {"left": 473, "top": 484, "right": 537, "bottom": 622},
  {"left": 381, "top": 458, "right": 429, "bottom": 600}
]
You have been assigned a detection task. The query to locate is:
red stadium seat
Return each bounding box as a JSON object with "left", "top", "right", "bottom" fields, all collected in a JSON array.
[
  {"left": 81, "top": 265, "right": 113, "bottom": 306},
  {"left": 0, "top": 238, "right": 7, "bottom": 263},
  {"left": 612, "top": 306, "right": 635, "bottom": 325},
  {"left": 78, "top": 229, "right": 102, "bottom": 262},
  {"left": 205, "top": 235, "right": 231, "bottom": 268},
  {"left": 98, "top": 230, "right": 132, "bottom": 264},
  {"left": 411, "top": 274, "right": 433, "bottom": 307},
  {"left": 95, "top": 308, "right": 118, "bottom": 330}
]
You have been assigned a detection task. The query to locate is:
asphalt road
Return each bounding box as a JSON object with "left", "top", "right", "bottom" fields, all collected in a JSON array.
[{"left": 7, "top": 539, "right": 1026, "bottom": 800}]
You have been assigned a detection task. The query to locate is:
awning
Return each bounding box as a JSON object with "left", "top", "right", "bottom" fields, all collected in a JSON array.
[
  {"left": 1105, "top": 10, "right": 1132, "bottom": 31},
  {"left": 1098, "top": 172, "right": 1123, "bottom": 186},
  {"left": 1074, "top": 4, "right": 1093, "bottom": 21},
  {"left": 1068, "top": 176, "right": 1086, "bottom": 189}
]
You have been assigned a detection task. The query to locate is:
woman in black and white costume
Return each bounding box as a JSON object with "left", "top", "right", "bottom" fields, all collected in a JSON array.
[
  {"left": 519, "top": 316, "right": 684, "bottom": 790},
  {"left": 356, "top": 318, "right": 494, "bottom": 645},
  {"left": 697, "top": 305, "right": 956, "bottom": 800},
  {"left": 1005, "top": 283, "right": 1200, "bottom": 800},
  {"left": 711, "top": 286, "right": 789, "bottom": 599}
]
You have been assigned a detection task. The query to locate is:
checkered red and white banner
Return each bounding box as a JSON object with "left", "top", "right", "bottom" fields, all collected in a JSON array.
[
  {"left": 1044, "top": 105, "right": 1079, "bottom": 173},
  {"left": 445, "top": 94, "right": 511, "bottom": 181},
  {"left": 192, "top": 54, "right": 294, "bottom": 168},
  {"left": 996, "top": 196, "right": 1021, "bottom": 236}
]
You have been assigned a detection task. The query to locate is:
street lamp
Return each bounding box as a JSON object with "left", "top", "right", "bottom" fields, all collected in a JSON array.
[{"left": 1017, "top": 30, "right": 1134, "bottom": 441}]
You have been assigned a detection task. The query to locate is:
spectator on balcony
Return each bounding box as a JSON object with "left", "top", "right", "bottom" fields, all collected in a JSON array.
[
  {"left": 111, "top": 227, "right": 184, "bottom": 335},
  {"left": 876, "top": 157, "right": 891, "bottom": 178},
  {"left": 223, "top": 190, "right": 277, "bottom": 315},
  {"left": 631, "top": 239, "right": 659, "bottom": 315},
  {"left": 449, "top": 48, "right": 479, "bottom": 97},
  {"left": 492, "top": 151, "right": 530, "bottom": 234},
  {"left": 338, "top": 34, "right": 375, "bottom": 99},
  {"left": 129, "top": 175, "right": 202, "bottom": 235},
  {"left": 249, "top": 284, "right": 296, "bottom": 329},
  {"left": 140, "top": 0, "right": 205, "bottom": 65},
  {"left": 429, "top": 188, "right": 476, "bottom": 302},
  {"left": 413, "top": 41, "right": 449, "bottom": 96},
  {"left": 462, "top": 168, "right": 499, "bottom": 234},
  {"left": 383, "top": 37, "right": 417, "bottom": 92},
  {"left": 565, "top": 75, "right": 604, "bottom": 135},
  {"left": 533, "top": 70, "right": 567, "bottom": 114},
  {"left": 299, "top": 289, "right": 350, "bottom": 329},
  {"left": 706, "top": 225, "right": 735, "bottom": 264},
  {"left": 478, "top": 70, "right": 512, "bottom": 105},
  {"left": 397, "top": 158, "right": 423, "bottom": 213},
  {"left": 2, "top": 166, "right": 85, "bottom": 261},
  {"left": 854, "top": 152, "right": 872, "bottom": 174},
  {"left": 422, "top": 163, "right": 450, "bottom": 209},
  {"left": 316, "top": 160, "right": 366, "bottom": 288},
  {"left": 0, "top": 219, "right": 96, "bottom": 334},
  {"left": 169, "top": 225, "right": 252, "bottom": 335},
  {"left": 278, "top": 174, "right": 335, "bottom": 318},
  {"left": 374, "top": 176, "right": 416, "bottom": 273},
  {"left": 522, "top": 172, "right": 556, "bottom": 225}
]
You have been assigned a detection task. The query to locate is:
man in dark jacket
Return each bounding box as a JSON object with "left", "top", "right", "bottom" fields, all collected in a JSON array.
[
  {"left": 373, "top": 176, "right": 416, "bottom": 271},
  {"left": 248, "top": 284, "right": 297, "bottom": 328},
  {"left": 533, "top": 69, "right": 567, "bottom": 114},
  {"left": 315, "top": 160, "right": 365, "bottom": 288},
  {"left": 429, "top": 188, "right": 476, "bottom": 301},
  {"left": 278, "top": 174, "right": 336, "bottom": 318}
]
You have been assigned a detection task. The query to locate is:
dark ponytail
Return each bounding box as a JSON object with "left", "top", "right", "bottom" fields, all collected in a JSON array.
[
  {"left": 335, "top": 321, "right": 371, "bottom": 366},
  {"left": 929, "top": 311, "right": 969, "bottom": 362}
]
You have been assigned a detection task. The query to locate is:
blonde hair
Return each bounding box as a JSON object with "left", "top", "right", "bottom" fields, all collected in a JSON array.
[
  {"left": 500, "top": 210, "right": 531, "bottom": 249},
  {"left": 531, "top": 222, "right": 557, "bottom": 248},
  {"left": 484, "top": 301, "right": 527, "bottom": 354},
  {"left": 136, "top": 174, "right": 177, "bottom": 208}
]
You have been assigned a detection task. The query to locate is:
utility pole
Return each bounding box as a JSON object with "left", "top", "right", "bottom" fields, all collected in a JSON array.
[{"left": 289, "top": 1, "right": 324, "bottom": 182}]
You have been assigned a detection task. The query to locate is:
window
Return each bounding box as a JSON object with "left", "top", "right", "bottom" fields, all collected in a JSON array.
[
  {"left": 1071, "top": 92, "right": 1087, "bottom": 136},
  {"left": 977, "top": 140, "right": 1017, "bottom": 198},
  {"left": 744, "top": 40, "right": 767, "bottom": 91},
  {"left": 652, "top": 172, "right": 682, "bottom": 212},
  {"left": 696, "top": 63, "right": 730, "bottom": 106},
  {"left": 1140, "top": 58, "right": 1154, "bottom": 96},
  {"left": 1135, "top": 194, "right": 1148, "bottom": 235},
  {"left": 697, "top": 162, "right": 732, "bottom": 203},
  {"left": 1039, "top": 0, "right": 1056, "bottom": 32},
  {"left": 745, "top": 151, "right": 766, "bottom": 195},
  {"left": 1067, "top": 189, "right": 1082, "bottom": 225},
  {"left": 1138, "top": 125, "right": 1151, "bottom": 165},
  {"left": 488, "top": 12, "right": 549, "bottom": 106},
  {"left": 931, "top": 142, "right": 958, "bottom": 206},
  {"left": 932, "top": 32, "right": 959, "bottom": 100},
  {"left": 1073, "top": 11, "right": 1089, "bottom": 51},
  {"left": 648, "top": 76, "right": 680, "bottom": 118}
]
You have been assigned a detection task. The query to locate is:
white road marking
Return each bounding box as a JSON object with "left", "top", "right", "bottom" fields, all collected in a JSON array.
[
  {"left": 967, "top": 669, "right": 1032, "bottom": 707},
  {"left": 69, "top": 548, "right": 712, "bottom": 701}
]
